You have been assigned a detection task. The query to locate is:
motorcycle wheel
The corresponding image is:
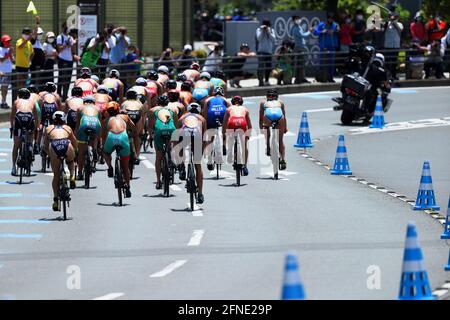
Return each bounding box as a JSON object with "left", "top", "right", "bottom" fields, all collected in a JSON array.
[{"left": 341, "top": 110, "right": 355, "bottom": 125}]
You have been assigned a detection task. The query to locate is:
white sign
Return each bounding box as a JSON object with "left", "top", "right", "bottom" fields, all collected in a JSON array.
[{"left": 78, "top": 15, "right": 97, "bottom": 53}]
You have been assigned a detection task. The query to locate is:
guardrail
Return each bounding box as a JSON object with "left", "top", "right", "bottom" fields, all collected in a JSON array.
[{"left": 4, "top": 47, "right": 449, "bottom": 100}]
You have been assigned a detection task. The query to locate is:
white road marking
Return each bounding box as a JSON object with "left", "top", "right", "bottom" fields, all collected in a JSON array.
[
  {"left": 187, "top": 230, "right": 204, "bottom": 246},
  {"left": 349, "top": 118, "right": 450, "bottom": 135},
  {"left": 150, "top": 260, "right": 187, "bottom": 278},
  {"left": 0, "top": 153, "right": 8, "bottom": 157},
  {"left": 93, "top": 292, "right": 124, "bottom": 300},
  {"left": 305, "top": 107, "right": 334, "bottom": 113},
  {"left": 432, "top": 289, "right": 448, "bottom": 297},
  {"left": 44, "top": 168, "right": 70, "bottom": 177},
  {"left": 187, "top": 203, "right": 203, "bottom": 216},
  {"left": 139, "top": 156, "right": 155, "bottom": 169},
  {"left": 170, "top": 185, "right": 182, "bottom": 192}
]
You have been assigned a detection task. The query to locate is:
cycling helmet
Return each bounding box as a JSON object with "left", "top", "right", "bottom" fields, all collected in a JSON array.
[
  {"left": 181, "top": 81, "right": 192, "bottom": 91},
  {"left": 231, "top": 95, "right": 243, "bottom": 106},
  {"left": 90, "top": 75, "right": 100, "bottom": 83},
  {"left": 52, "top": 111, "right": 66, "bottom": 123},
  {"left": 28, "top": 85, "right": 38, "bottom": 94},
  {"left": 83, "top": 95, "right": 96, "bottom": 104},
  {"left": 106, "top": 101, "right": 120, "bottom": 115},
  {"left": 187, "top": 102, "right": 201, "bottom": 114},
  {"left": 266, "top": 89, "right": 279, "bottom": 100},
  {"left": 191, "top": 62, "right": 200, "bottom": 70},
  {"left": 80, "top": 67, "right": 92, "bottom": 78},
  {"left": 147, "top": 70, "right": 159, "bottom": 81},
  {"left": 166, "top": 79, "right": 177, "bottom": 90},
  {"left": 200, "top": 72, "right": 211, "bottom": 80},
  {"left": 45, "top": 82, "right": 57, "bottom": 93},
  {"left": 176, "top": 73, "right": 187, "bottom": 82},
  {"left": 213, "top": 86, "right": 224, "bottom": 96},
  {"left": 214, "top": 70, "right": 226, "bottom": 80},
  {"left": 97, "top": 85, "right": 109, "bottom": 94},
  {"left": 126, "top": 89, "right": 138, "bottom": 100},
  {"left": 157, "top": 65, "right": 169, "bottom": 75},
  {"left": 71, "top": 86, "right": 83, "bottom": 97},
  {"left": 157, "top": 95, "right": 170, "bottom": 106},
  {"left": 167, "top": 89, "right": 180, "bottom": 102},
  {"left": 136, "top": 77, "right": 147, "bottom": 86},
  {"left": 109, "top": 69, "right": 120, "bottom": 78},
  {"left": 18, "top": 88, "right": 31, "bottom": 100}
]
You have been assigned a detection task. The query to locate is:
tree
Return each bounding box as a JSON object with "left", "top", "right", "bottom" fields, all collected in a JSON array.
[{"left": 421, "top": 0, "right": 450, "bottom": 20}]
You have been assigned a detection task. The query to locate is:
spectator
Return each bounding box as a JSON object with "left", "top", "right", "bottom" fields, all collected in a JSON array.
[
  {"left": 56, "top": 22, "right": 75, "bottom": 101},
  {"left": 15, "top": 27, "right": 34, "bottom": 91},
  {"left": 410, "top": 12, "right": 427, "bottom": 44},
  {"left": 440, "top": 28, "right": 450, "bottom": 59},
  {"left": 158, "top": 47, "right": 175, "bottom": 71},
  {"left": 273, "top": 41, "right": 294, "bottom": 85},
  {"left": 256, "top": 19, "right": 276, "bottom": 86},
  {"left": 97, "top": 25, "right": 116, "bottom": 78},
  {"left": 232, "top": 9, "right": 246, "bottom": 21},
  {"left": 124, "top": 45, "right": 144, "bottom": 87},
  {"left": 340, "top": 14, "right": 353, "bottom": 53},
  {"left": 351, "top": 9, "right": 366, "bottom": 44},
  {"left": 424, "top": 40, "right": 445, "bottom": 79},
  {"left": 228, "top": 43, "right": 256, "bottom": 88},
  {"left": 367, "top": 16, "right": 385, "bottom": 50},
  {"left": 0, "top": 35, "right": 14, "bottom": 109},
  {"left": 290, "top": 15, "right": 313, "bottom": 84},
  {"left": 110, "top": 27, "right": 130, "bottom": 68},
  {"left": 314, "top": 13, "right": 339, "bottom": 82},
  {"left": 81, "top": 32, "right": 107, "bottom": 71},
  {"left": 203, "top": 42, "right": 223, "bottom": 73},
  {"left": 383, "top": 12, "right": 403, "bottom": 80},
  {"left": 177, "top": 44, "right": 195, "bottom": 73},
  {"left": 30, "top": 16, "right": 45, "bottom": 89},
  {"left": 426, "top": 14, "right": 447, "bottom": 43},
  {"left": 42, "top": 32, "right": 57, "bottom": 84}
]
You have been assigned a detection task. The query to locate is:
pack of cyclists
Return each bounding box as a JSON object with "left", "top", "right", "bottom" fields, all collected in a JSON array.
[{"left": 8, "top": 66, "right": 288, "bottom": 212}]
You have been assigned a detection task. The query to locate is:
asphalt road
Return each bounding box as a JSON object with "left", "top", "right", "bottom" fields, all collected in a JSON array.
[{"left": 0, "top": 86, "right": 448, "bottom": 300}]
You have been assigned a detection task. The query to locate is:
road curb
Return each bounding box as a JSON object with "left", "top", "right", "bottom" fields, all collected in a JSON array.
[{"left": 299, "top": 135, "right": 450, "bottom": 300}]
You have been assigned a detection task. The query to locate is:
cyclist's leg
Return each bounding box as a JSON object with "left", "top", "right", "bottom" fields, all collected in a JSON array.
[
  {"left": 66, "top": 143, "right": 76, "bottom": 186},
  {"left": 194, "top": 164, "right": 203, "bottom": 194},
  {"left": 48, "top": 147, "right": 62, "bottom": 200},
  {"left": 277, "top": 117, "right": 286, "bottom": 161},
  {"left": 155, "top": 151, "right": 163, "bottom": 185},
  {"left": 134, "top": 118, "right": 144, "bottom": 158},
  {"left": 12, "top": 135, "right": 20, "bottom": 169},
  {"left": 118, "top": 134, "right": 131, "bottom": 186},
  {"left": 77, "top": 142, "right": 87, "bottom": 175}
]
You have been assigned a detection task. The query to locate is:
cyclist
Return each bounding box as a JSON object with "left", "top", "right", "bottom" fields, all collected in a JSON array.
[
  {"left": 44, "top": 111, "right": 77, "bottom": 211},
  {"left": 167, "top": 89, "right": 185, "bottom": 116},
  {"left": 178, "top": 102, "right": 206, "bottom": 204},
  {"left": 202, "top": 86, "right": 230, "bottom": 170},
  {"left": 74, "top": 67, "right": 98, "bottom": 96},
  {"left": 223, "top": 95, "right": 252, "bottom": 176},
  {"left": 64, "top": 86, "right": 84, "bottom": 131},
  {"left": 157, "top": 65, "right": 170, "bottom": 86},
  {"left": 165, "top": 79, "right": 178, "bottom": 94},
  {"left": 75, "top": 96, "right": 101, "bottom": 180},
  {"left": 210, "top": 70, "right": 228, "bottom": 95},
  {"left": 192, "top": 72, "right": 213, "bottom": 105},
  {"left": 39, "top": 82, "right": 61, "bottom": 126},
  {"left": 94, "top": 85, "right": 112, "bottom": 115},
  {"left": 102, "top": 69, "right": 124, "bottom": 104},
  {"left": 259, "top": 89, "right": 287, "bottom": 170},
  {"left": 28, "top": 85, "right": 42, "bottom": 155},
  {"left": 146, "top": 70, "right": 164, "bottom": 96},
  {"left": 183, "top": 62, "right": 201, "bottom": 82},
  {"left": 122, "top": 89, "right": 145, "bottom": 163},
  {"left": 10, "top": 88, "right": 38, "bottom": 176},
  {"left": 130, "top": 77, "right": 155, "bottom": 108},
  {"left": 176, "top": 73, "right": 187, "bottom": 91},
  {"left": 149, "top": 95, "right": 179, "bottom": 190},
  {"left": 102, "top": 102, "right": 137, "bottom": 198},
  {"left": 179, "top": 81, "right": 193, "bottom": 107}
]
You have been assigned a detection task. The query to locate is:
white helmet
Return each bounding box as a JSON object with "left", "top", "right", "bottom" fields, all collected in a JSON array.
[
  {"left": 91, "top": 74, "right": 100, "bottom": 83},
  {"left": 52, "top": 111, "right": 66, "bottom": 122},
  {"left": 200, "top": 72, "right": 211, "bottom": 80},
  {"left": 109, "top": 69, "right": 120, "bottom": 78},
  {"left": 374, "top": 53, "right": 385, "bottom": 66},
  {"left": 187, "top": 102, "right": 202, "bottom": 114},
  {"left": 97, "top": 85, "right": 109, "bottom": 94},
  {"left": 158, "top": 65, "right": 169, "bottom": 74}
]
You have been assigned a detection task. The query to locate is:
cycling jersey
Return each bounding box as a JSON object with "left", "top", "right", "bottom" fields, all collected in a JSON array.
[
  {"left": 14, "top": 111, "right": 35, "bottom": 137},
  {"left": 75, "top": 78, "right": 96, "bottom": 96},
  {"left": 263, "top": 101, "right": 283, "bottom": 122},
  {"left": 192, "top": 88, "right": 209, "bottom": 103},
  {"left": 66, "top": 108, "right": 78, "bottom": 131},
  {"left": 210, "top": 77, "right": 226, "bottom": 90},
  {"left": 153, "top": 107, "right": 176, "bottom": 152},
  {"left": 42, "top": 93, "right": 58, "bottom": 124},
  {"left": 48, "top": 125, "right": 71, "bottom": 158},
  {"left": 104, "top": 131, "right": 130, "bottom": 159},
  {"left": 77, "top": 108, "right": 101, "bottom": 143},
  {"left": 227, "top": 113, "right": 247, "bottom": 131},
  {"left": 126, "top": 109, "right": 142, "bottom": 124},
  {"left": 206, "top": 96, "right": 227, "bottom": 128}
]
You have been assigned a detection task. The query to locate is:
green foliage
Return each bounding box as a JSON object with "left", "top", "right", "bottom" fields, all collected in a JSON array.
[
  {"left": 193, "top": 49, "right": 208, "bottom": 60},
  {"left": 421, "top": 0, "right": 450, "bottom": 20},
  {"left": 272, "top": 0, "right": 325, "bottom": 11}
]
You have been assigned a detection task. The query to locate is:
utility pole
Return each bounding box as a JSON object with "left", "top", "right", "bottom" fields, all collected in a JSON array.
[{"left": 163, "top": 0, "right": 170, "bottom": 49}]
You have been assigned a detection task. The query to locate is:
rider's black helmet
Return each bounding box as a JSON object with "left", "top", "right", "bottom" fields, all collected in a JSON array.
[
  {"left": 362, "top": 45, "right": 376, "bottom": 60},
  {"left": 266, "top": 89, "right": 278, "bottom": 100},
  {"left": 28, "top": 85, "right": 38, "bottom": 94},
  {"left": 126, "top": 89, "right": 138, "bottom": 100},
  {"left": 147, "top": 70, "right": 159, "bottom": 81},
  {"left": 231, "top": 95, "right": 243, "bottom": 105},
  {"left": 181, "top": 81, "right": 192, "bottom": 92},
  {"left": 214, "top": 70, "right": 226, "bottom": 81},
  {"left": 157, "top": 95, "right": 170, "bottom": 106},
  {"left": 166, "top": 79, "right": 177, "bottom": 90},
  {"left": 71, "top": 86, "right": 83, "bottom": 97},
  {"left": 176, "top": 73, "right": 187, "bottom": 82},
  {"left": 45, "top": 82, "right": 57, "bottom": 93},
  {"left": 18, "top": 88, "right": 31, "bottom": 100}
]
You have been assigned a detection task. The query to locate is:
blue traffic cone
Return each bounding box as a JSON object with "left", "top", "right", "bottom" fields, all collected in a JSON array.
[
  {"left": 330, "top": 135, "right": 352, "bottom": 175},
  {"left": 445, "top": 251, "right": 450, "bottom": 271},
  {"left": 441, "top": 195, "right": 450, "bottom": 239},
  {"left": 369, "top": 96, "right": 385, "bottom": 129},
  {"left": 294, "top": 112, "right": 314, "bottom": 149},
  {"left": 281, "top": 251, "right": 305, "bottom": 300},
  {"left": 398, "top": 222, "right": 435, "bottom": 300},
  {"left": 413, "top": 161, "right": 440, "bottom": 211}
]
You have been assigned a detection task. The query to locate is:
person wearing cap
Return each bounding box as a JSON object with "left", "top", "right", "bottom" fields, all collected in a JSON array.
[
  {"left": 177, "top": 44, "right": 195, "bottom": 73},
  {"left": 42, "top": 32, "right": 57, "bottom": 85},
  {"left": 229, "top": 43, "right": 256, "bottom": 88},
  {"left": 314, "top": 12, "right": 339, "bottom": 82},
  {"left": 157, "top": 65, "right": 170, "bottom": 85},
  {"left": 102, "top": 69, "right": 124, "bottom": 104},
  {"left": 30, "top": 16, "right": 46, "bottom": 88},
  {"left": 110, "top": 27, "right": 130, "bottom": 65},
  {"left": 256, "top": 19, "right": 276, "bottom": 86},
  {"left": 15, "top": 27, "right": 35, "bottom": 91},
  {"left": 0, "top": 34, "right": 14, "bottom": 109},
  {"left": 158, "top": 47, "right": 175, "bottom": 72},
  {"left": 182, "top": 62, "right": 201, "bottom": 82},
  {"left": 56, "top": 22, "right": 75, "bottom": 101},
  {"left": 192, "top": 72, "right": 213, "bottom": 104},
  {"left": 383, "top": 12, "right": 403, "bottom": 80}
]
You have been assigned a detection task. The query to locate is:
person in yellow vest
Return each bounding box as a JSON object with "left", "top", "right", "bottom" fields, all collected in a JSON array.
[{"left": 15, "top": 27, "right": 35, "bottom": 91}]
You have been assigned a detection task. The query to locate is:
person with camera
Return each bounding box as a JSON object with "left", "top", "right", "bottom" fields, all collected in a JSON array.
[
  {"left": 110, "top": 27, "right": 131, "bottom": 79},
  {"left": 273, "top": 40, "right": 294, "bottom": 85},
  {"left": 383, "top": 12, "right": 403, "bottom": 81},
  {"left": 256, "top": 19, "right": 276, "bottom": 87},
  {"left": 97, "top": 25, "right": 117, "bottom": 79},
  {"left": 56, "top": 22, "right": 75, "bottom": 101},
  {"left": 158, "top": 47, "right": 175, "bottom": 72},
  {"left": 81, "top": 31, "right": 108, "bottom": 72},
  {"left": 203, "top": 42, "right": 223, "bottom": 73},
  {"left": 314, "top": 13, "right": 339, "bottom": 82},
  {"left": 291, "top": 15, "right": 314, "bottom": 84},
  {"left": 426, "top": 14, "right": 447, "bottom": 43}
]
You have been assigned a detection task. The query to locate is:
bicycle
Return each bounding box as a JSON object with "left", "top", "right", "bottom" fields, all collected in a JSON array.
[
  {"left": 185, "top": 132, "right": 197, "bottom": 211},
  {"left": 83, "top": 128, "right": 97, "bottom": 189},
  {"left": 39, "top": 117, "right": 51, "bottom": 173},
  {"left": 141, "top": 118, "right": 151, "bottom": 153},
  {"left": 128, "top": 135, "right": 136, "bottom": 180},
  {"left": 14, "top": 127, "right": 33, "bottom": 184},
  {"left": 212, "top": 120, "right": 223, "bottom": 180},
  {"left": 232, "top": 133, "right": 243, "bottom": 187},
  {"left": 58, "top": 155, "right": 70, "bottom": 220},
  {"left": 265, "top": 121, "right": 280, "bottom": 180},
  {"left": 160, "top": 133, "right": 174, "bottom": 197},
  {"left": 113, "top": 145, "right": 125, "bottom": 206}
]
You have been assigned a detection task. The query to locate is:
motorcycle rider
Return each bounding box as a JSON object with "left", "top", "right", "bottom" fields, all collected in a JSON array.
[{"left": 363, "top": 52, "right": 391, "bottom": 115}]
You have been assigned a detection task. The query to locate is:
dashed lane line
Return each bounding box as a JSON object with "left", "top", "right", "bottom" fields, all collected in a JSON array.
[
  {"left": 187, "top": 230, "right": 204, "bottom": 246},
  {"left": 0, "top": 234, "right": 42, "bottom": 239},
  {"left": 93, "top": 293, "right": 124, "bottom": 300},
  {"left": 150, "top": 260, "right": 187, "bottom": 278}
]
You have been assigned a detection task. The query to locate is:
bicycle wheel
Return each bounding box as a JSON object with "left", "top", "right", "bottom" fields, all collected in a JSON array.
[
  {"left": 129, "top": 142, "right": 135, "bottom": 180},
  {"left": 187, "top": 163, "right": 195, "bottom": 211},
  {"left": 271, "top": 128, "right": 279, "bottom": 180},
  {"left": 234, "top": 140, "right": 241, "bottom": 187},
  {"left": 115, "top": 157, "right": 123, "bottom": 206},
  {"left": 162, "top": 155, "right": 170, "bottom": 197},
  {"left": 216, "top": 164, "right": 220, "bottom": 180},
  {"left": 61, "top": 163, "right": 68, "bottom": 221},
  {"left": 84, "top": 149, "right": 91, "bottom": 189},
  {"left": 41, "top": 153, "right": 47, "bottom": 173}
]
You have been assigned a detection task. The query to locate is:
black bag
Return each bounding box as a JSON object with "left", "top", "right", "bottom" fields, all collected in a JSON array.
[{"left": 341, "top": 73, "right": 370, "bottom": 98}]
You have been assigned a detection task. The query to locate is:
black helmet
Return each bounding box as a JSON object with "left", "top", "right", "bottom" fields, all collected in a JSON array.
[
  {"left": 214, "top": 70, "right": 226, "bottom": 80},
  {"left": 147, "top": 70, "right": 159, "bottom": 81},
  {"left": 166, "top": 79, "right": 177, "bottom": 90},
  {"left": 18, "top": 88, "right": 31, "bottom": 99},
  {"left": 80, "top": 67, "right": 92, "bottom": 78},
  {"left": 126, "top": 89, "right": 138, "bottom": 100},
  {"left": 363, "top": 45, "right": 376, "bottom": 59},
  {"left": 167, "top": 90, "right": 180, "bottom": 102},
  {"left": 231, "top": 95, "right": 243, "bottom": 105},
  {"left": 266, "top": 89, "right": 278, "bottom": 100},
  {"left": 136, "top": 77, "right": 147, "bottom": 86},
  {"left": 157, "top": 95, "right": 170, "bottom": 106},
  {"left": 71, "top": 86, "right": 83, "bottom": 97},
  {"left": 181, "top": 81, "right": 192, "bottom": 91},
  {"left": 176, "top": 73, "right": 187, "bottom": 82},
  {"left": 28, "top": 84, "right": 38, "bottom": 94},
  {"left": 45, "top": 82, "right": 57, "bottom": 93}
]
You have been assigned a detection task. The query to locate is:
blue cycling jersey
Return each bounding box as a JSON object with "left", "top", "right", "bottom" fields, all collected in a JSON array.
[{"left": 206, "top": 96, "right": 228, "bottom": 128}]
